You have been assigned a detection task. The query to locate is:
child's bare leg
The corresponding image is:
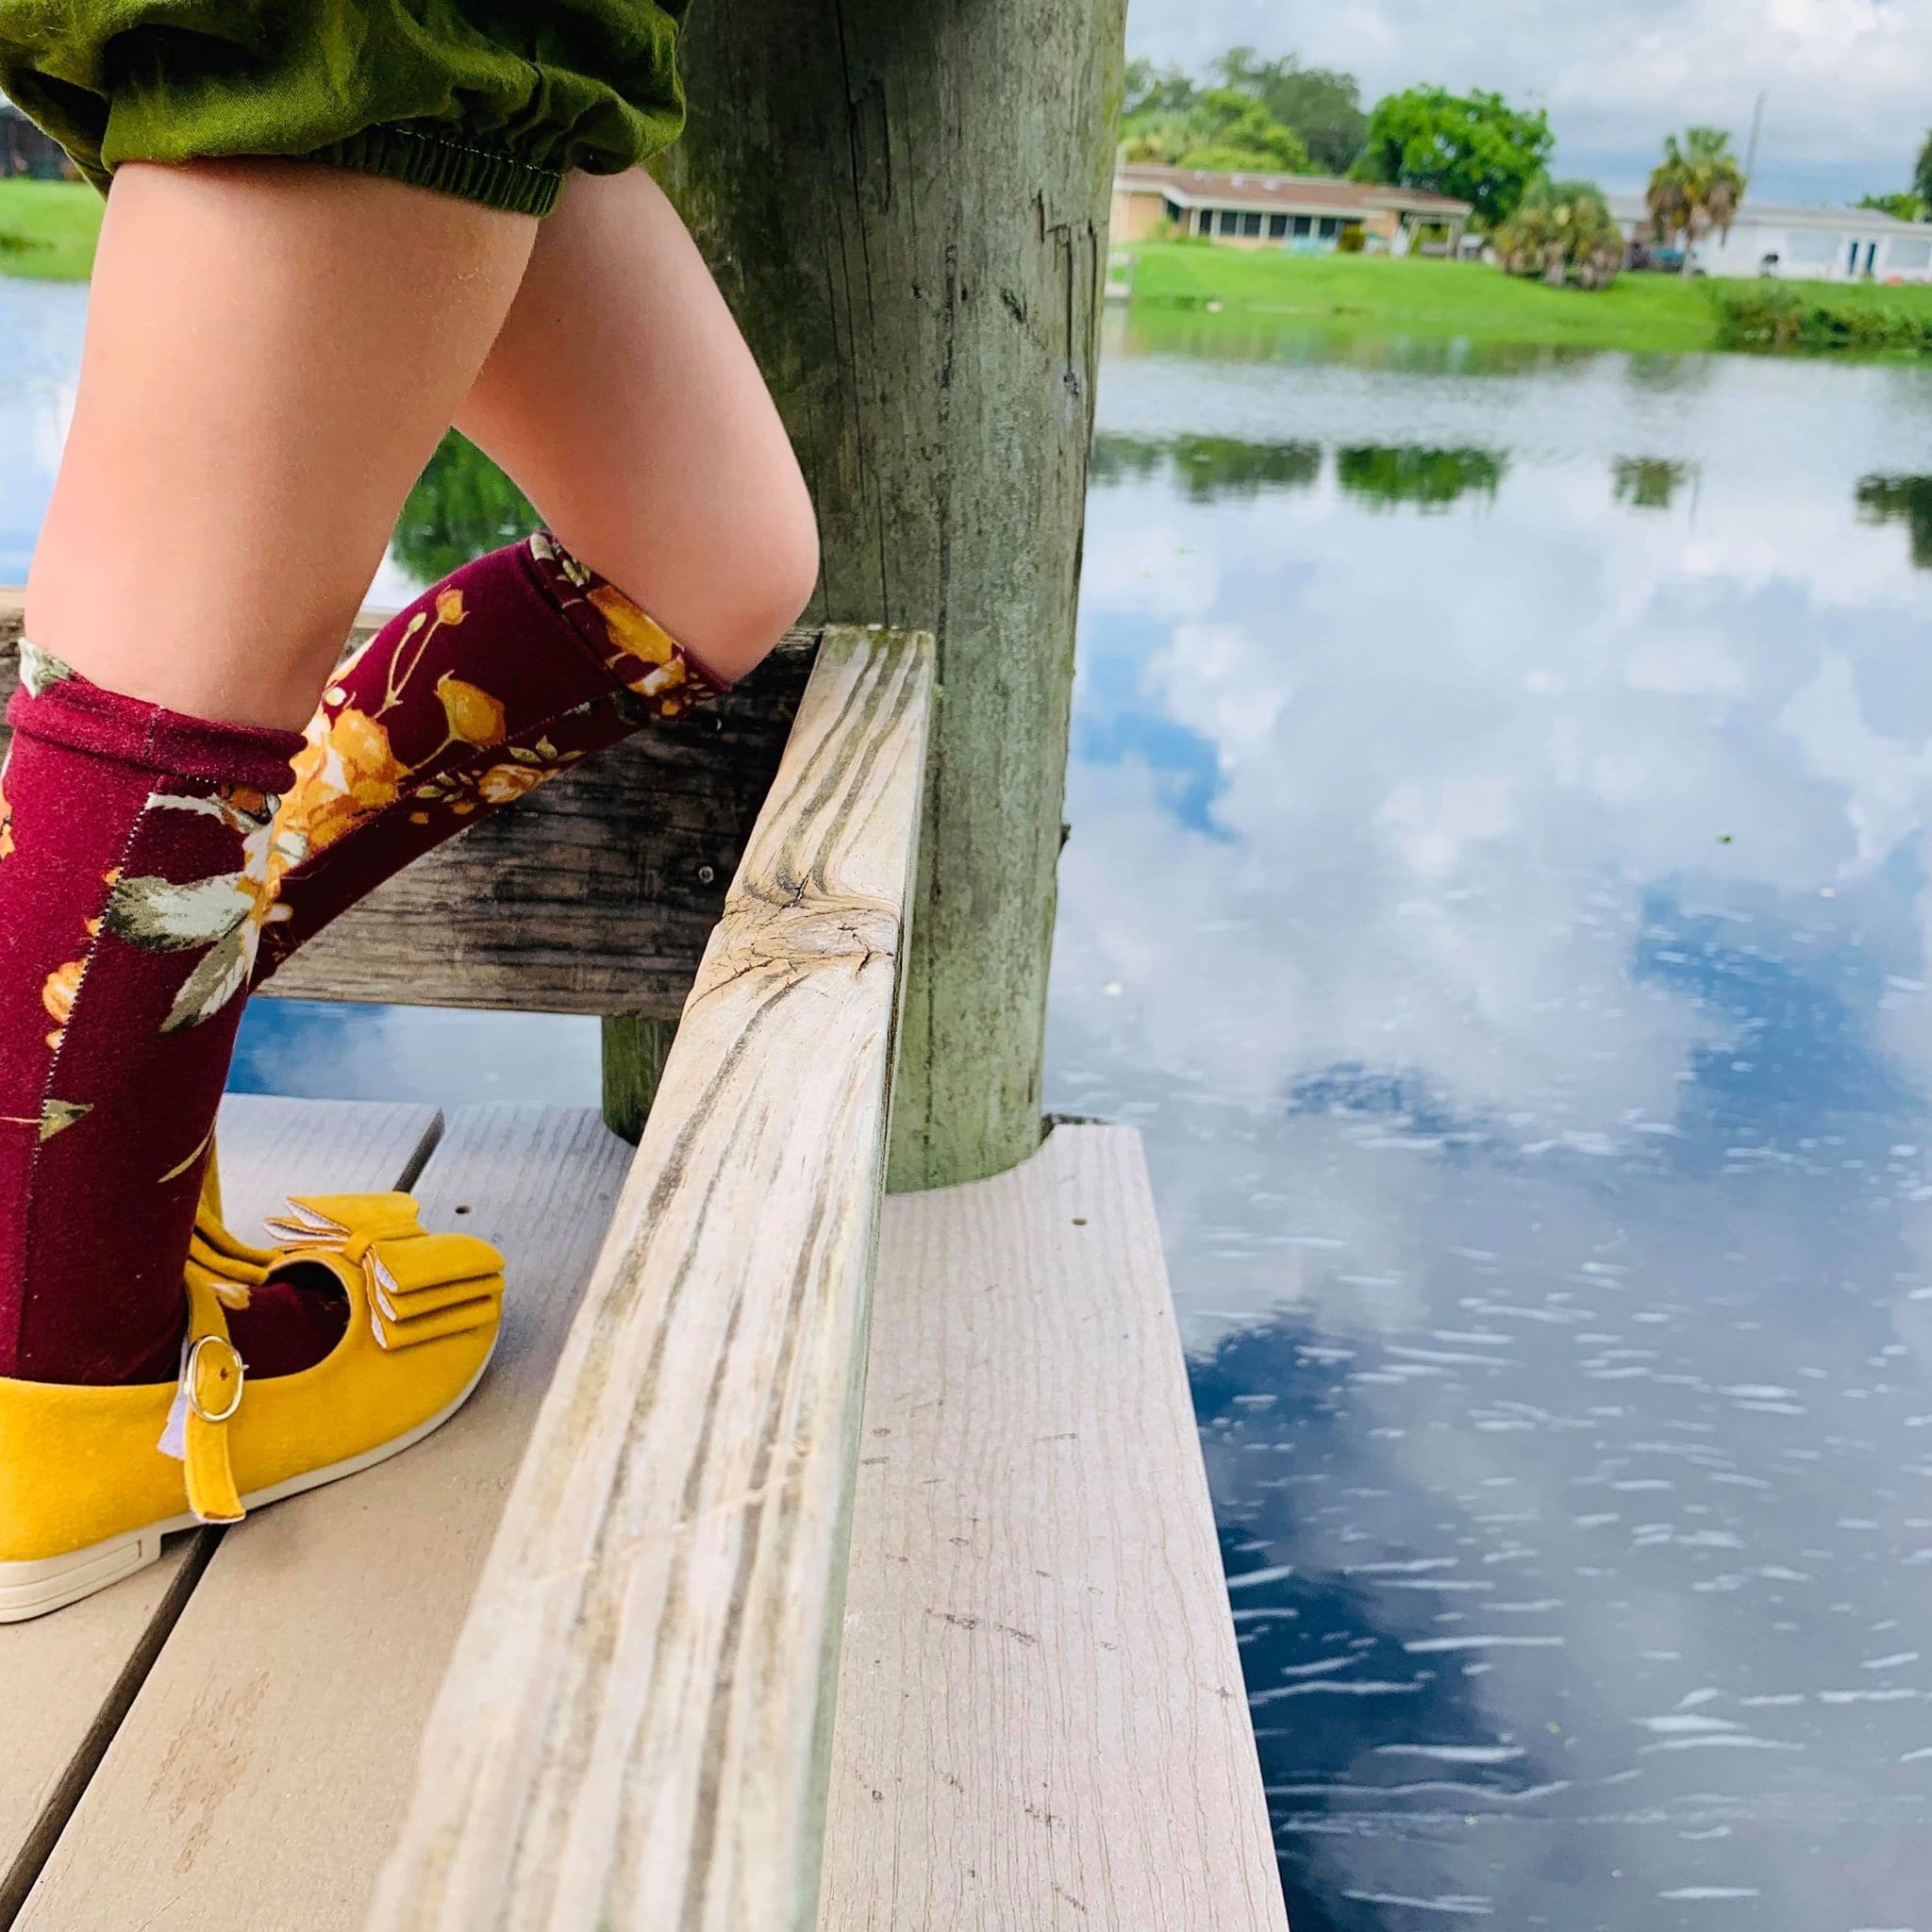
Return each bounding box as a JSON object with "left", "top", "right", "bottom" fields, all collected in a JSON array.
[
  {"left": 245, "top": 169, "right": 814, "bottom": 976},
  {"left": 456, "top": 167, "right": 820, "bottom": 682},
  {"left": 3, "top": 161, "right": 535, "bottom": 1388},
  {"left": 25, "top": 160, "right": 536, "bottom": 730}
]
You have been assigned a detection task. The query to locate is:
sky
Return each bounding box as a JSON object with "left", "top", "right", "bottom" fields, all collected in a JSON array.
[{"left": 1126, "top": 0, "right": 1929, "bottom": 208}]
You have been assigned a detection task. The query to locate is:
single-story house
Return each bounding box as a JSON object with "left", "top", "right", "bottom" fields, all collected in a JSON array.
[
  {"left": 1607, "top": 192, "right": 1932, "bottom": 283},
  {"left": 1112, "top": 163, "right": 1472, "bottom": 257}
]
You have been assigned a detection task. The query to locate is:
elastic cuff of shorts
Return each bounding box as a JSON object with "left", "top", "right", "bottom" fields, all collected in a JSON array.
[{"left": 311, "top": 125, "right": 562, "bottom": 217}]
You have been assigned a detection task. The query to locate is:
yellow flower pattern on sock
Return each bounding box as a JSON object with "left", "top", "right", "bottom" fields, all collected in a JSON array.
[{"left": 251, "top": 534, "right": 726, "bottom": 982}]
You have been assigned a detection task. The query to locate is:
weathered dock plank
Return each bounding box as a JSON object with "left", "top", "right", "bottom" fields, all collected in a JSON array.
[
  {"left": 820, "top": 1124, "right": 1289, "bottom": 1932},
  {"left": 0, "top": 1097, "right": 442, "bottom": 1924},
  {"left": 367, "top": 626, "right": 935, "bottom": 1932},
  {"left": 1, "top": 598, "right": 814, "bottom": 1019},
  {"left": 11, "top": 1107, "right": 630, "bottom": 1932}
]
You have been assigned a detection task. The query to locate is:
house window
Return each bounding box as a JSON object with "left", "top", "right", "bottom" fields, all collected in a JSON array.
[
  {"left": 1218, "top": 208, "right": 1243, "bottom": 237},
  {"left": 1291, "top": 214, "right": 1313, "bottom": 237},
  {"left": 1241, "top": 210, "right": 1263, "bottom": 238},
  {"left": 1890, "top": 237, "right": 1932, "bottom": 271},
  {"left": 1268, "top": 213, "right": 1289, "bottom": 239},
  {"left": 1317, "top": 216, "right": 1341, "bottom": 240},
  {"left": 1785, "top": 228, "right": 1838, "bottom": 266}
]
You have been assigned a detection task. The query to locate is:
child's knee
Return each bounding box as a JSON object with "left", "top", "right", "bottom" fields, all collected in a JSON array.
[{"left": 690, "top": 474, "right": 821, "bottom": 683}]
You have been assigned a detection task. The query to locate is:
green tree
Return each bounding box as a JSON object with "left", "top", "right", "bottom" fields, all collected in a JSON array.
[
  {"left": 1352, "top": 87, "right": 1554, "bottom": 229},
  {"left": 1646, "top": 127, "right": 1746, "bottom": 276},
  {"left": 1914, "top": 128, "right": 1932, "bottom": 208},
  {"left": 1859, "top": 191, "right": 1925, "bottom": 222},
  {"left": 1857, "top": 473, "right": 1932, "bottom": 569},
  {"left": 1169, "top": 435, "right": 1322, "bottom": 501},
  {"left": 1123, "top": 58, "right": 1196, "bottom": 121},
  {"left": 391, "top": 431, "right": 537, "bottom": 585},
  {"left": 1612, "top": 457, "right": 1693, "bottom": 512},
  {"left": 1089, "top": 433, "right": 1323, "bottom": 501},
  {"left": 1213, "top": 48, "right": 1367, "bottom": 174},
  {"left": 1491, "top": 177, "right": 1624, "bottom": 290},
  {"left": 1123, "top": 87, "right": 1310, "bottom": 173}
]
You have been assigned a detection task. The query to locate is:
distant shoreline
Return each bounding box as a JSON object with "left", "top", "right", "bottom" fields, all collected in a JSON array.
[
  {"left": 9, "top": 183, "right": 1931, "bottom": 362},
  {"left": 1117, "top": 241, "right": 1932, "bottom": 359}
]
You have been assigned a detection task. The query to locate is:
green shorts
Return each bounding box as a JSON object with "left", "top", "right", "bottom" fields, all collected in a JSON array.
[{"left": 0, "top": 1, "right": 691, "bottom": 216}]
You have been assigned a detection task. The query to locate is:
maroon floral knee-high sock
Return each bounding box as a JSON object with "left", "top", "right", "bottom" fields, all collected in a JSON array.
[
  {"left": 208, "top": 537, "right": 726, "bottom": 1379},
  {"left": 252, "top": 533, "right": 728, "bottom": 978},
  {"left": 0, "top": 650, "right": 305, "bottom": 1386}
]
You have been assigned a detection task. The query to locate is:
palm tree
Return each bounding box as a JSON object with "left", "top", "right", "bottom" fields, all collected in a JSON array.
[
  {"left": 1492, "top": 178, "right": 1625, "bottom": 290},
  {"left": 1646, "top": 127, "right": 1746, "bottom": 275}
]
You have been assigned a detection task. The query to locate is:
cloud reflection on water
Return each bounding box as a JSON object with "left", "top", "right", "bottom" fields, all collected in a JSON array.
[
  {"left": 1056, "top": 336, "right": 1932, "bottom": 1928},
  {"left": 10, "top": 269, "right": 1932, "bottom": 1931}
]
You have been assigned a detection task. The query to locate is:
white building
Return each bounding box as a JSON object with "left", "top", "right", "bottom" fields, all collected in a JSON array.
[{"left": 1607, "top": 193, "right": 1932, "bottom": 283}]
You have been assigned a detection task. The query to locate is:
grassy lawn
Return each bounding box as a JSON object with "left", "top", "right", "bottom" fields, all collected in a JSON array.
[
  {"left": 1124, "top": 241, "right": 1932, "bottom": 358},
  {"left": 1121, "top": 242, "right": 1722, "bottom": 353},
  {"left": 0, "top": 179, "right": 103, "bottom": 283}
]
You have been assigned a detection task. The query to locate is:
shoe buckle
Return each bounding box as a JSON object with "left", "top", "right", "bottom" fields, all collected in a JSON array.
[{"left": 185, "top": 1334, "right": 246, "bottom": 1424}]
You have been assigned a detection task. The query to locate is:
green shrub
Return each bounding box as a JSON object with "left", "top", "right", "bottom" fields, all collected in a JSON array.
[
  {"left": 1491, "top": 177, "right": 1623, "bottom": 291},
  {"left": 1707, "top": 282, "right": 1932, "bottom": 355}
]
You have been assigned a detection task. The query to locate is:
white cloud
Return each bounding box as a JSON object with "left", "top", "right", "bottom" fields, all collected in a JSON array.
[{"left": 1125, "top": 0, "right": 1929, "bottom": 198}]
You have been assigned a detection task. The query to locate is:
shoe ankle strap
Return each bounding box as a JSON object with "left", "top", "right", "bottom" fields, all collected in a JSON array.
[{"left": 159, "top": 1271, "right": 247, "bottom": 1525}]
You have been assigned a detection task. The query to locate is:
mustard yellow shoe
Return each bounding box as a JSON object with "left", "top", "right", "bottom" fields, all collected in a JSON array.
[{"left": 0, "top": 1193, "right": 502, "bottom": 1623}]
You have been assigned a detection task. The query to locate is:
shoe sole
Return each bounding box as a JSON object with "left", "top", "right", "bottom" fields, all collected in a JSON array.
[{"left": 0, "top": 1344, "right": 495, "bottom": 1624}]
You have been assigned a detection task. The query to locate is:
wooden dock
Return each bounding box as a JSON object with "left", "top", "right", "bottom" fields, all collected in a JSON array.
[
  {"left": 1, "top": 1111, "right": 1281, "bottom": 1930},
  {"left": 0, "top": 0, "right": 1290, "bottom": 1913},
  {"left": 0, "top": 621, "right": 1285, "bottom": 1929}
]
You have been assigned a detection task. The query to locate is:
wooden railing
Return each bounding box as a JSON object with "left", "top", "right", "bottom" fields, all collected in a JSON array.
[{"left": 365, "top": 625, "right": 934, "bottom": 1930}]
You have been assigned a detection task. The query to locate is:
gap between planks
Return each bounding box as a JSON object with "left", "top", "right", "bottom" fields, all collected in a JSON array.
[{"left": 0, "top": 1096, "right": 444, "bottom": 1928}]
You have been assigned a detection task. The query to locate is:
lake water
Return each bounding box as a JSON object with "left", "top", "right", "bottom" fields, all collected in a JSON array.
[{"left": 8, "top": 275, "right": 1932, "bottom": 1927}]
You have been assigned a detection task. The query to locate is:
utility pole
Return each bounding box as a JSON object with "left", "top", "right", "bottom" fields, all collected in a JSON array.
[{"left": 1744, "top": 91, "right": 1766, "bottom": 188}]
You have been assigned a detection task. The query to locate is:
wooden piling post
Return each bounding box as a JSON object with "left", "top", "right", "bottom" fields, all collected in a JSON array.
[{"left": 661, "top": 0, "right": 1127, "bottom": 1191}]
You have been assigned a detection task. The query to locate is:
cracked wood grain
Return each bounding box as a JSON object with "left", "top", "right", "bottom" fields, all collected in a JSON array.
[{"left": 366, "top": 625, "right": 934, "bottom": 1932}]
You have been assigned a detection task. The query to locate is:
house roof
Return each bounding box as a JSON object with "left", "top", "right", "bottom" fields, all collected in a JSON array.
[
  {"left": 1115, "top": 163, "right": 1471, "bottom": 220},
  {"left": 1607, "top": 191, "right": 1928, "bottom": 236}
]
